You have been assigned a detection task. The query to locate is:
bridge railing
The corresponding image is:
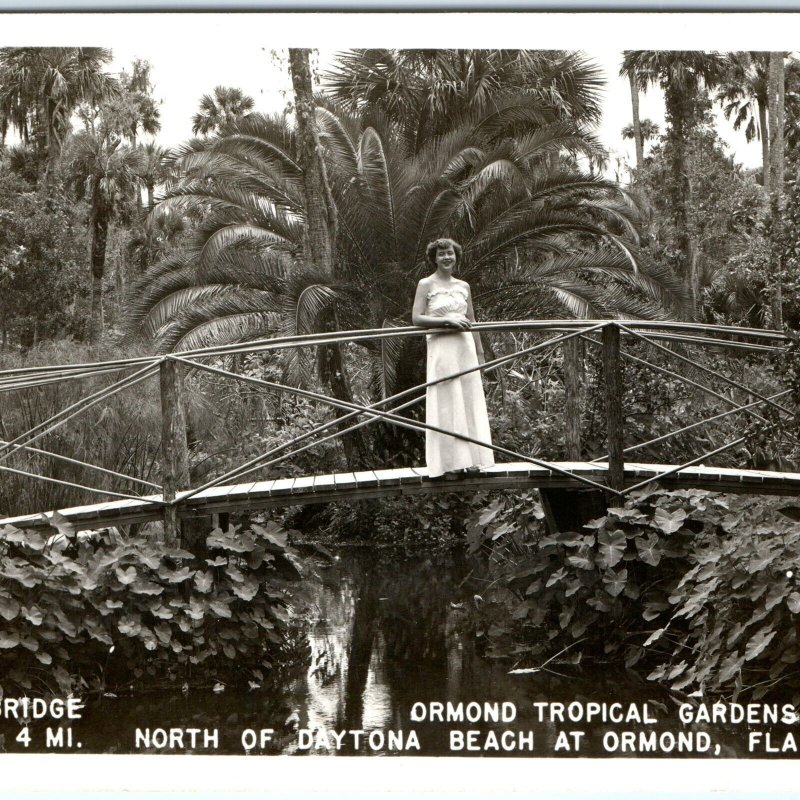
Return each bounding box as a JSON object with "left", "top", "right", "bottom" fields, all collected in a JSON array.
[{"left": 0, "top": 319, "right": 791, "bottom": 541}]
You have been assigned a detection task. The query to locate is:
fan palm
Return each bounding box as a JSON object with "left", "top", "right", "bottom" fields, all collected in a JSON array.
[
  {"left": 621, "top": 51, "right": 727, "bottom": 316},
  {"left": 65, "top": 130, "right": 144, "bottom": 339},
  {"left": 0, "top": 47, "right": 119, "bottom": 176},
  {"left": 136, "top": 141, "right": 171, "bottom": 211},
  {"left": 325, "top": 49, "right": 605, "bottom": 157},
  {"left": 622, "top": 118, "right": 660, "bottom": 147},
  {"left": 716, "top": 53, "right": 771, "bottom": 188},
  {"left": 191, "top": 86, "right": 255, "bottom": 136},
  {"left": 127, "top": 201, "right": 187, "bottom": 275}
]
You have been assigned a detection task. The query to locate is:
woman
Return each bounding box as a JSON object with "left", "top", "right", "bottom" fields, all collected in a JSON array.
[{"left": 412, "top": 238, "right": 495, "bottom": 477}]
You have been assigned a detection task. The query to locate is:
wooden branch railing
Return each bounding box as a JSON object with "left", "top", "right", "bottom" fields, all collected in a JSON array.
[{"left": 0, "top": 319, "right": 792, "bottom": 543}]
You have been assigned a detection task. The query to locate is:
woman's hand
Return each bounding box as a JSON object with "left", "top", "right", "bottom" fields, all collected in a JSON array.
[{"left": 447, "top": 316, "right": 472, "bottom": 330}]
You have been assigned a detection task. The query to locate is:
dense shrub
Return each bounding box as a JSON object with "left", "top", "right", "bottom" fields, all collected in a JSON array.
[
  {"left": 467, "top": 487, "right": 800, "bottom": 702},
  {"left": 0, "top": 519, "right": 307, "bottom": 697},
  {"left": 646, "top": 491, "right": 800, "bottom": 701}
]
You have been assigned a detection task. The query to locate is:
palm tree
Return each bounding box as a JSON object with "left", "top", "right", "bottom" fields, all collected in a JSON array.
[
  {"left": 326, "top": 49, "right": 605, "bottom": 157},
  {"left": 127, "top": 144, "right": 182, "bottom": 278},
  {"left": 77, "top": 61, "right": 161, "bottom": 148},
  {"left": 136, "top": 141, "right": 170, "bottom": 212},
  {"left": 65, "top": 130, "right": 143, "bottom": 339},
  {"left": 191, "top": 86, "right": 255, "bottom": 136},
  {"left": 127, "top": 108, "right": 681, "bottom": 365},
  {"left": 622, "top": 118, "right": 660, "bottom": 155},
  {"left": 768, "top": 51, "right": 786, "bottom": 329},
  {"left": 95, "top": 65, "right": 162, "bottom": 215},
  {"left": 121, "top": 59, "right": 161, "bottom": 146},
  {"left": 716, "top": 52, "right": 771, "bottom": 190},
  {"left": 288, "top": 48, "right": 368, "bottom": 467},
  {"left": 127, "top": 206, "right": 187, "bottom": 276},
  {"left": 624, "top": 67, "right": 645, "bottom": 169},
  {"left": 0, "top": 47, "right": 119, "bottom": 177},
  {"left": 621, "top": 51, "right": 727, "bottom": 317}
]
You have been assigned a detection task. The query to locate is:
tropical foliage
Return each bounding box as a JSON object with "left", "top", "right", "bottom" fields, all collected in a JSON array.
[
  {"left": 326, "top": 49, "right": 606, "bottom": 155},
  {"left": 191, "top": 85, "right": 255, "bottom": 136},
  {"left": 64, "top": 129, "right": 143, "bottom": 339},
  {"left": 0, "top": 47, "right": 119, "bottom": 175},
  {"left": 0, "top": 518, "right": 306, "bottom": 696},
  {"left": 468, "top": 487, "right": 800, "bottom": 701},
  {"left": 0, "top": 164, "right": 88, "bottom": 345},
  {"left": 3, "top": 45, "right": 800, "bottom": 709},
  {"left": 621, "top": 51, "right": 728, "bottom": 315},
  {"left": 127, "top": 104, "right": 682, "bottom": 386}
]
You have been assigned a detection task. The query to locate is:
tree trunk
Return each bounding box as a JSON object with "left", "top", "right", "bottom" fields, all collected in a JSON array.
[
  {"left": 768, "top": 52, "right": 786, "bottom": 329},
  {"left": 289, "top": 47, "right": 371, "bottom": 469},
  {"left": 289, "top": 48, "right": 337, "bottom": 272},
  {"left": 43, "top": 98, "right": 62, "bottom": 184},
  {"left": 629, "top": 73, "right": 644, "bottom": 170},
  {"left": 89, "top": 184, "right": 110, "bottom": 342},
  {"left": 759, "top": 99, "right": 770, "bottom": 193},
  {"left": 666, "top": 87, "right": 696, "bottom": 319}
]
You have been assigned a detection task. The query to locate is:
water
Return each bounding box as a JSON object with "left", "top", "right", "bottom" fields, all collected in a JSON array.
[{"left": 3, "top": 548, "right": 794, "bottom": 757}]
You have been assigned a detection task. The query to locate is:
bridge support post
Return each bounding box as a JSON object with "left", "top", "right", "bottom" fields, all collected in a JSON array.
[
  {"left": 563, "top": 336, "right": 583, "bottom": 459},
  {"left": 602, "top": 323, "right": 624, "bottom": 493},
  {"left": 159, "top": 358, "right": 190, "bottom": 546}
]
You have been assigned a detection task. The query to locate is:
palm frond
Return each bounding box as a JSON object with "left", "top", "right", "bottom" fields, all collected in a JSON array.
[
  {"left": 295, "top": 284, "right": 339, "bottom": 335},
  {"left": 358, "top": 126, "right": 396, "bottom": 250},
  {"left": 199, "top": 224, "right": 293, "bottom": 268}
]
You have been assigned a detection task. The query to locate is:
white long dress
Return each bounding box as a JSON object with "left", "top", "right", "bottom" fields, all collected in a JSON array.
[{"left": 424, "top": 283, "right": 495, "bottom": 477}]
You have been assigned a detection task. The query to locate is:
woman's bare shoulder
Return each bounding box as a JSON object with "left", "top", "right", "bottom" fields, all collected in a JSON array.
[{"left": 416, "top": 275, "right": 434, "bottom": 289}]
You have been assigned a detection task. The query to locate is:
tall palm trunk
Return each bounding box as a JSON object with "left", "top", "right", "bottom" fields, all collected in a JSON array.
[
  {"left": 628, "top": 73, "right": 644, "bottom": 170},
  {"left": 289, "top": 47, "right": 371, "bottom": 469},
  {"left": 665, "top": 88, "right": 698, "bottom": 318},
  {"left": 289, "top": 48, "right": 337, "bottom": 271},
  {"left": 768, "top": 52, "right": 786, "bottom": 329},
  {"left": 759, "top": 99, "right": 770, "bottom": 193},
  {"left": 89, "top": 183, "right": 110, "bottom": 341}
]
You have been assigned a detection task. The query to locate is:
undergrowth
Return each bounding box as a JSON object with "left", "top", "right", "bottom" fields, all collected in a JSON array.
[
  {"left": 0, "top": 518, "right": 309, "bottom": 698},
  {"left": 468, "top": 487, "right": 800, "bottom": 704}
]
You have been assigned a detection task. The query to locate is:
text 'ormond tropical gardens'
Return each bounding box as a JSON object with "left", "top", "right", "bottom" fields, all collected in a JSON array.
[{"left": 3, "top": 698, "right": 799, "bottom": 755}]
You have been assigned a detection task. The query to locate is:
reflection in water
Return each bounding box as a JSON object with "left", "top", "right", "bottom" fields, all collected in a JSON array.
[
  {"left": 295, "top": 552, "right": 468, "bottom": 753},
  {"left": 22, "top": 547, "right": 780, "bottom": 756}
]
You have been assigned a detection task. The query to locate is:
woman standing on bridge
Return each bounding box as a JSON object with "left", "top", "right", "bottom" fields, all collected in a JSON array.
[{"left": 412, "top": 238, "right": 495, "bottom": 477}]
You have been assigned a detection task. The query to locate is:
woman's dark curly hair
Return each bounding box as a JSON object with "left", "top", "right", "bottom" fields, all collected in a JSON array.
[{"left": 425, "top": 238, "right": 462, "bottom": 269}]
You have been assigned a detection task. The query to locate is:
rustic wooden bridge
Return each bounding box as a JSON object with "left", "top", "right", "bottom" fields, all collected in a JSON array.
[{"left": 0, "top": 320, "right": 795, "bottom": 536}]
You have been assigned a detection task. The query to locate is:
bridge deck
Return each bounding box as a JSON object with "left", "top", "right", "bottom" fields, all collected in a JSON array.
[{"left": 2, "top": 461, "right": 800, "bottom": 531}]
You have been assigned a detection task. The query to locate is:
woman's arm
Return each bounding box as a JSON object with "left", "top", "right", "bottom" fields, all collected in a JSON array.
[
  {"left": 466, "top": 285, "right": 485, "bottom": 364},
  {"left": 412, "top": 280, "right": 472, "bottom": 330}
]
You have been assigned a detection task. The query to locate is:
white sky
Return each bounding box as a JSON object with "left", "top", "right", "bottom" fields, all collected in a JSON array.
[
  {"left": 0, "top": 12, "right": 777, "bottom": 175},
  {"left": 106, "top": 43, "right": 763, "bottom": 176}
]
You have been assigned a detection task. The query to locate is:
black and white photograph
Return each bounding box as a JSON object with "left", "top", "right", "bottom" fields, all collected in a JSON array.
[{"left": 1, "top": 8, "right": 800, "bottom": 797}]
